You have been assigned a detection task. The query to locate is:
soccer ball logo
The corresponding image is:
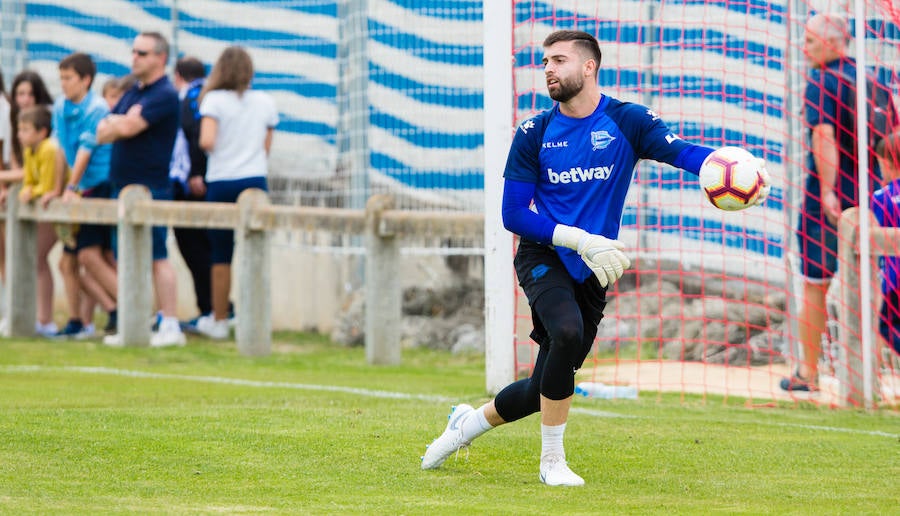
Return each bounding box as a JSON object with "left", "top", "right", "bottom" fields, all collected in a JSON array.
[{"left": 698, "top": 147, "right": 764, "bottom": 211}]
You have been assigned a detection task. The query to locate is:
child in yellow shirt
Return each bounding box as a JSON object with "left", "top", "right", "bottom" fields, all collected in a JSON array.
[{"left": 16, "top": 105, "right": 63, "bottom": 336}]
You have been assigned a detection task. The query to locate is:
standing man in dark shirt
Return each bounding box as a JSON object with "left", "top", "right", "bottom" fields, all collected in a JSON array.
[{"left": 97, "top": 31, "right": 185, "bottom": 347}]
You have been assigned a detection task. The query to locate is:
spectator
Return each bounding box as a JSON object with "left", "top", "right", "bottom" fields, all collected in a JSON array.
[
  {"left": 196, "top": 46, "right": 278, "bottom": 339},
  {"left": 169, "top": 56, "right": 215, "bottom": 328},
  {"left": 16, "top": 105, "right": 64, "bottom": 336},
  {"left": 96, "top": 31, "right": 185, "bottom": 347},
  {"left": 0, "top": 71, "right": 54, "bottom": 284},
  {"left": 101, "top": 74, "right": 136, "bottom": 111},
  {"left": 873, "top": 133, "right": 900, "bottom": 360},
  {"left": 784, "top": 13, "right": 898, "bottom": 391},
  {"left": 53, "top": 52, "right": 118, "bottom": 339}
]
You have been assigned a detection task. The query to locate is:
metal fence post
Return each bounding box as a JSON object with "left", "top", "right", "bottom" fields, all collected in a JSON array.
[
  {"left": 4, "top": 184, "right": 36, "bottom": 337},
  {"left": 236, "top": 188, "right": 271, "bottom": 356},
  {"left": 364, "top": 194, "right": 400, "bottom": 365},
  {"left": 117, "top": 185, "right": 153, "bottom": 347}
]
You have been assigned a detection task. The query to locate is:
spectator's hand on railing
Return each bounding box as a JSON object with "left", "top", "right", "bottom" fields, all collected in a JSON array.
[
  {"left": 18, "top": 186, "right": 33, "bottom": 204},
  {"left": 61, "top": 189, "right": 81, "bottom": 203},
  {"left": 0, "top": 186, "right": 8, "bottom": 209},
  {"left": 39, "top": 191, "right": 58, "bottom": 209}
]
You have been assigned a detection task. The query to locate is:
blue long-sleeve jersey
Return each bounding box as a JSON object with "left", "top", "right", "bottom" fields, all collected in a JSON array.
[{"left": 502, "top": 95, "right": 713, "bottom": 282}]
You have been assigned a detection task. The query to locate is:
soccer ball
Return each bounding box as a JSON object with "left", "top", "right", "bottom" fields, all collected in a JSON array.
[{"left": 698, "top": 146, "right": 765, "bottom": 211}]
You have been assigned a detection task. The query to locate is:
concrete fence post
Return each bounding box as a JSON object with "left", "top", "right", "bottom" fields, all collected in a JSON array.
[
  {"left": 236, "top": 188, "right": 271, "bottom": 356},
  {"left": 364, "top": 194, "right": 400, "bottom": 365},
  {"left": 835, "top": 208, "right": 879, "bottom": 408},
  {"left": 117, "top": 185, "right": 153, "bottom": 347},
  {"left": 4, "top": 184, "right": 37, "bottom": 337}
]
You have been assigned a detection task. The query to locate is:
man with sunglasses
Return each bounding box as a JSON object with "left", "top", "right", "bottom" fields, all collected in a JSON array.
[{"left": 97, "top": 31, "right": 185, "bottom": 347}]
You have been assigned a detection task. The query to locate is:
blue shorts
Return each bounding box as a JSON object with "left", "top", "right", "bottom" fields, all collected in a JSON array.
[
  {"left": 205, "top": 176, "right": 268, "bottom": 264},
  {"left": 880, "top": 289, "right": 900, "bottom": 355},
  {"left": 797, "top": 212, "right": 838, "bottom": 281},
  {"left": 111, "top": 183, "right": 172, "bottom": 261}
]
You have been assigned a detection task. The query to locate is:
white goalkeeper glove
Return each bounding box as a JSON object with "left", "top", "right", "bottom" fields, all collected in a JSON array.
[
  {"left": 552, "top": 225, "right": 631, "bottom": 288},
  {"left": 754, "top": 158, "right": 771, "bottom": 207}
]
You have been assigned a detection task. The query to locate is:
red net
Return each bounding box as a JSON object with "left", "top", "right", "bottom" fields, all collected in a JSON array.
[{"left": 510, "top": 1, "right": 899, "bottom": 409}]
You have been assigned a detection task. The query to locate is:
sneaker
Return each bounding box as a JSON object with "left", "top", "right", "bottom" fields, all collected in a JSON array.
[
  {"left": 539, "top": 454, "right": 585, "bottom": 486},
  {"left": 150, "top": 311, "right": 163, "bottom": 332},
  {"left": 180, "top": 313, "right": 209, "bottom": 334},
  {"left": 102, "top": 333, "right": 125, "bottom": 347},
  {"left": 35, "top": 321, "right": 59, "bottom": 338},
  {"left": 104, "top": 310, "right": 118, "bottom": 335},
  {"left": 421, "top": 404, "right": 474, "bottom": 470},
  {"left": 779, "top": 371, "right": 818, "bottom": 392},
  {"left": 74, "top": 323, "right": 96, "bottom": 340},
  {"left": 151, "top": 318, "right": 186, "bottom": 348},
  {"left": 196, "top": 315, "right": 229, "bottom": 340},
  {"left": 52, "top": 319, "right": 85, "bottom": 340}
]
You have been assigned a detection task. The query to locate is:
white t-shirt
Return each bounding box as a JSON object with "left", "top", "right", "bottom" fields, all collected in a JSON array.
[
  {"left": 0, "top": 96, "right": 11, "bottom": 166},
  {"left": 199, "top": 89, "right": 279, "bottom": 182}
]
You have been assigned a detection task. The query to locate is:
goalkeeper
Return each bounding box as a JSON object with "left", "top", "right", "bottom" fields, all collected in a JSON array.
[{"left": 421, "top": 29, "right": 769, "bottom": 486}]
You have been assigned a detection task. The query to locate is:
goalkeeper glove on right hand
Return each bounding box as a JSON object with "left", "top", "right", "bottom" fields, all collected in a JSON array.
[
  {"left": 754, "top": 159, "right": 771, "bottom": 207},
  {"left": 552, "top": 225, "right": 631, "bottom": 288}
]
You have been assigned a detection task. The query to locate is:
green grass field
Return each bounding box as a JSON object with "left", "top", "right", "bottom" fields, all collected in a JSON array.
[{"left": 0, "top": 333, "right": 897, "bottom": 515}]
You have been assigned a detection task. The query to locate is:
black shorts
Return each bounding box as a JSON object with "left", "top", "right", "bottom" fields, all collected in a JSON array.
[
  {"left": 513, "top": 239, "right": 607, "bottom": 351},
  {"left": 73, "top": 181, "right": 113, "bottom": 253}
]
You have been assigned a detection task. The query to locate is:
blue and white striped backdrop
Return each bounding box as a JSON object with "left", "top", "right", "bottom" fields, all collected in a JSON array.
[{"left": 13, "top": 0, "right": 900, "bottom": 274}]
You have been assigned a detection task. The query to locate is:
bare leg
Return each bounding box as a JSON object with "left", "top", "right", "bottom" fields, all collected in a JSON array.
[
  {"left": 798, "top": 279, "right": 829, "bottom": 383},
  {"left": 35, "top": 223, "right": 57, "bottom": 325},
  {"left": 211, "top": 263, "right": 231, "bottom": 321},
  {"left": 59, "top": 252, "right": 81, "bottom": 322},
  {"left": 78, "top": 246, "right": 117, "bottom": 302},
  {"left": 152, "top": 259, "right": 178, "bottom": 318}
]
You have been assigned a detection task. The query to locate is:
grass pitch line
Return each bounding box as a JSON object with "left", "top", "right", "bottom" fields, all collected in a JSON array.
[{"left": 3, "top": 365, "right": 896, "bottom": 438}]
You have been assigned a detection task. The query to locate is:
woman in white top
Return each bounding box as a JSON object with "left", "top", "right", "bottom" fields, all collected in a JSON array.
[{"left": 197, "top": 46, "right": 278, "bottom": 339}]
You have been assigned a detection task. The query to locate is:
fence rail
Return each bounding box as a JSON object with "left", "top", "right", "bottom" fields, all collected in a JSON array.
[{"left": 1, "top": 185, "right": 483, "bottom": 363}]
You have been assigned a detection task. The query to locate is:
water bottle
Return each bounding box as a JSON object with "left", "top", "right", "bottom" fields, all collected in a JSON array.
[{"left": 575, "top": 382, "right": 638, "bottom": 400}]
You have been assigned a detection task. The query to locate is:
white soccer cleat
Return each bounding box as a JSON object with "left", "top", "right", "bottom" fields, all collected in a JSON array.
[
  {"left": 539, "top": 455, "right": 585, "bottom": 486},
  {"left": 421, "top": 404, "right": 474, "bottom": 470}
]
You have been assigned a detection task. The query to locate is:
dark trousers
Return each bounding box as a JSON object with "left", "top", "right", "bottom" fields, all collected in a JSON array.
[{"left": 173, "top": 181, "right": 212, "bottom": 316}]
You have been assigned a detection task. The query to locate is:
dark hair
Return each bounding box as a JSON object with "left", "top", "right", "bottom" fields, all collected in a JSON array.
[
  {"left": 140, "top": 31, "right": 170, "bottom": 58},
  {"left": 9, "top": 70, "right": 53, "bottom": 166},
  {"left": 59, "top": 52, "right": 97, "bottom": 88},
  {"left": 175, "top": 56, "right": 206, "bottom": 82},
  {"left": 201, "top": 46, "right": 254, "bottom": 100},
  {"left": 17, "top": 105, "right": 52, "bottom": 135},
  {"left": 543, "top": 30, "right": 603, "bottom": 76}
]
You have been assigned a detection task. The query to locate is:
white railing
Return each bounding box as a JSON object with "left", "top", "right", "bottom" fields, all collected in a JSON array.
[{"left": 1, "top": 184, "right": 483, "bottom": 364}]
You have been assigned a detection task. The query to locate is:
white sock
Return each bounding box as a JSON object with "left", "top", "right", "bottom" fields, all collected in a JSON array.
[
  {"left": 541, "top": 422, "right": 566, "bottom": 460},
  {"left": 460, "top": 405, "right": 494, "bottom": 441}
]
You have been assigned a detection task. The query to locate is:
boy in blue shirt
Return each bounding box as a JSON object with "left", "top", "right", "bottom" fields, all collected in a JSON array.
[
  {"left": 53, "top": 52, "right": 118, "bottom": 339},
  {"left": 873, "top": 133, "right": 900, "bottom": 359}
]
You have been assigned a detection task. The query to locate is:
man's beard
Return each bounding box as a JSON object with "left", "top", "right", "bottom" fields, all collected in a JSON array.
[{"left": 548, "top": 74, "right": 584, "bottom": 103}]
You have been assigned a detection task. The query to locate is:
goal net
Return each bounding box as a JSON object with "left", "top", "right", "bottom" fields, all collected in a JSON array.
[{"left": 495, "top": 0, "right": 900, "bottom": 408}]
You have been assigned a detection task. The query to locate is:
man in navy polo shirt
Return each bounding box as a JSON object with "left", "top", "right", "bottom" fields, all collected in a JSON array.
[{"left": 97, "top": 31, "right": 185, "bottom": 347}]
